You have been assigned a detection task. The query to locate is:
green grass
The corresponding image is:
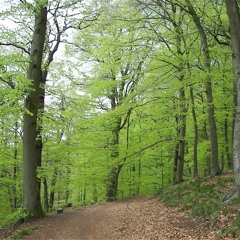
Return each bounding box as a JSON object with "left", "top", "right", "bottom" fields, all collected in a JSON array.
[
  {"left": 11, "top": 227, "right": 38, "bottom": 240},
  {"left": 11, "top": 229, "right": 31, "bottom": 240}
]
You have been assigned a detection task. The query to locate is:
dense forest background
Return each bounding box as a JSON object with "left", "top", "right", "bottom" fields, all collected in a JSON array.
[{"left": 0, "top": 0, "right": 238, "bottom": 224}]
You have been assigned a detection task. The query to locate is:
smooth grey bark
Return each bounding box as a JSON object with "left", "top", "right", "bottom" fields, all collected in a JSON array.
[
  {"left": 22, "top": 1, "right": 48, "bottom": 217},
  {"left": 224, "top": 0, "right": 240, "bottom": 199},
  {"left": 184, "top": 0, "right": 221, "bottom": 176}
]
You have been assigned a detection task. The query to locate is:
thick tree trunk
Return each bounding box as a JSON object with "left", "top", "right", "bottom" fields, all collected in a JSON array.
[
  {"left": 224, "top": 0, "right": 240, "bottom": 199},
  {"left": 22, "top": 1, "right": 48, "bottom": 218},
  {"left": 107, "top": 164, "right": 122, "bottom": 201},
  {"left": 106, "top": 85, "right": 123, "bottom": 200},
  {"left": 107, "top": 117, "right": 122, "bottom": 201},
  {"left": 185, "top": 0, "right": 221, "bottom": 176}
]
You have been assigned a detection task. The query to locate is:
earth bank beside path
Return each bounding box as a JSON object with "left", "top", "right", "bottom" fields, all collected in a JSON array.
[{"left": 4, "top": 196, "right": 214, "bottom": 240}]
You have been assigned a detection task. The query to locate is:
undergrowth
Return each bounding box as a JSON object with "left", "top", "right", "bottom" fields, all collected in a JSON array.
[
  {"left": 1, "top": 208, "right": 29, "bottom": 228},
  {"left": 157, "top": 173, "right": 240, "bottom": 238},
  {"left": 11, "top": 227, "right": 38, "bottom": 240}
]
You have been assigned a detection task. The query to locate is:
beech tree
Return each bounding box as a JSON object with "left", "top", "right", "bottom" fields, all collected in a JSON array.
[
  {"left": 224, "top": 0, "right": 240, "bottom": 200},
  {"left": 183, "top": 0, "right": 221, "bottom": 176},
  {"left": 71, "top": 2, "right": 152, "bottom": 200},
  {"left": 23, "top": 0, "right": 48, "bottom": 217},
  {"left": 0, "top": 0, "right": 237, "bottom": 223}
]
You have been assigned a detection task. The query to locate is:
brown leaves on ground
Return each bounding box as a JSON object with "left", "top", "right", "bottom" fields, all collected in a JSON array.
[{"left": 2, "top": 196, "right": 216, "bottom": 240}]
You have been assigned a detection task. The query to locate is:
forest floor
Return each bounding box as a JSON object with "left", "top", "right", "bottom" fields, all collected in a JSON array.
[
  {"left": 1, "top": 172, "right": 240, "bottom": 240},
  {"left": 0, "top": 196, "right": 224, "bottom": 240}
]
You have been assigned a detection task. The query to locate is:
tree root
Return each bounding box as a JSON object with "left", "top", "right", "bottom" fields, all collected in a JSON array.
[{"left": 221, "top": 186, "right": 240, "bottom": 203}]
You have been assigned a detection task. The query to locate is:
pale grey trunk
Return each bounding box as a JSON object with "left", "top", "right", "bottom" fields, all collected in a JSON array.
[
  {"left": 185, "top": 0, "right": 221, "bottom": 176},
  {"left": 23, "top": 1, "right": 48, "bottom": 217},
  {"left": 225, "top": 0, "right": 240, "bottom": 196}
]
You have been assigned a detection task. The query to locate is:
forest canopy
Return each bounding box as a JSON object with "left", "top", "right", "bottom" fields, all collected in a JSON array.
[{"left": 0, "top": 0, "right": 239, "bottom": 222}]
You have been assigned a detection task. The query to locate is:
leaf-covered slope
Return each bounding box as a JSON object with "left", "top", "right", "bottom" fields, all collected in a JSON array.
[{"left": 158, "top": 171, "right": 240, "bottom": 239}]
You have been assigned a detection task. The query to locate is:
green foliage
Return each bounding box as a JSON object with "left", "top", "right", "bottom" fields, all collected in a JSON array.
[
  {"left": 158, "top": 177, "right": 225, "bottom": 219},
  {"left": 11, "top": 230, "right": 30, "bottom": 240},
  {"left": 0, "top": 0, "right": 236, "bottom": 226},
  {"left": 0, "top": 208, "right": 29, "bottom": 228},
  {"left": 11, "top": 227, "right": 38, "bottom": 240}
]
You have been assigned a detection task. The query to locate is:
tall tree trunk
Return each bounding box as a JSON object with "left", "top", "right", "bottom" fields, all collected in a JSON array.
[
  {"left": 224, "top": 0, "right": 240, "bottom": 199},
  {"left": 12, "top": 121, "right": 18, "bottom": 210},
  {"left": 224, "top": 110, "right": 232, "bottom": 168},
  {"left": 107, "top": 164, "right": 122, "bottom": 201},
  {"left": 172, "top": 7, "right": 186, "bottom": 184},
  {"left": 43, "top": 178, "right": 49, "bottom": 213},
  {"left": 173, "top": 107, "right": 179, "bottom": 183},
  {"left": 35, "top": 17, "right": 62, "bottom": 212},
  {"left": 35, "top": 73, "right": 46, "bottom": 192},
  {"left": 190, "top": 87, "right": 199, "bottom": 177},
  {"left": 49, "top": 167, "right": 58, "bottom": 209},
  {"left": 22, "top": 0, "right": 48, "bottom": 218},
  {"left": 185, "top": 0, "right": 221, "bottom": 176},
  {"left": 175, "top": 87, "right": 186, "bottom": 183},
  {"left": 199, "top": 93, "right": 211, "bottom": 175},
  {"left": 107, "top": 116, "right": 122, "bottom": 201}
]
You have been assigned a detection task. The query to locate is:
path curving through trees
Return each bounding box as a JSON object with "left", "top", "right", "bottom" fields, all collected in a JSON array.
[{"left": 8, "top": 196, "right": 215, "bottom": 240}]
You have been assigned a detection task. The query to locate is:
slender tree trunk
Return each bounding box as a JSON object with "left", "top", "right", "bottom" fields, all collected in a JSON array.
[
  {"left": 136, "top": 112, "right": 142, "bottom": 195},
  {"left": 185, "top": 0, "right": 221, "bottom": 176},
  {"left": 92, "top": 184, "right": 98, "bottom": 203},
  {"left": 49, "top": 191, "right": 55, "bottom": 209},
  {"left": 83, "top": 186, "right": 86, "bottom": 204},
  {"left": 43, "top": 178, "right": 49, "bottom": 213},
  {"left": 190, "top": 87, "right": 199, "bottom": 177},
  {"left": 173, "top": 141, "right": 179, "bottom": 183},
  {"left": 224, "top": 0, "right": 240, "bottom": 199},
  {"left": 172, "top": 7, "right": 186, "bottom": 184},
  {"left": 12, "top": 121, "right": 18, "bottom": 210},
  {"left": 175, "top": 87, "right": 186, "bottom": 183},
  {"left": 35, "top": 73, "right": 46, "bottom": 192},
  {"left": 224, "top": 111, "right": 232, "bottom": 168},
  {"left": 200, "top": 93, "right": 211, "bottom": 175},
  {"left": 22, "top": 1, "right": 48, "bottom": 218},
  {"left": 49, "top": 167, "right": 58, "bottom": 209}
]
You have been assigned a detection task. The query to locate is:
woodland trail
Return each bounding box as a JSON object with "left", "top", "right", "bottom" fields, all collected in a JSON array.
[{"left": 4, "top": 196, "right": 216, "bottom": 240}]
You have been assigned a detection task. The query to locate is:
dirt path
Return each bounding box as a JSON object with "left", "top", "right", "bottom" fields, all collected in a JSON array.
[{"left": 3, "top": 196, "right": 215, "bottom": 240}]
